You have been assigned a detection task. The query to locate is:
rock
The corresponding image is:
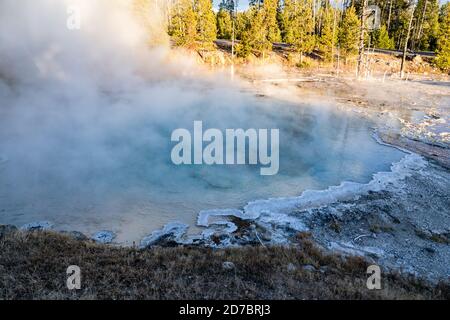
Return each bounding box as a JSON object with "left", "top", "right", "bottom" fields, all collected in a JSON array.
[
  {"left": 302, "top": 264, "right": 316, "bottom": 272},
  {"left": 140, "top": 222, "right": 188, "bottom": 248},
  {"left": 92, "top": 230, "right": 115, "bottom": 244},
  {"left": 222, "top": 261, "right": 236, "bottom": 271},
  {"left": 319, "top": 266, "right": 330, "bottom": 274},
  {"left": 0, "top": 224, "right": 17, "bottom": 237},
  {"left": 259, "top": 230, "right": 272, "bottom": 242},
  {"left": 61, "top": 231, "right": 88, "bottom": 241},
  {"left": 20, "top": 221, "right": 53, "bottom": 231},
  {"left": 210, "top": 232, "right": 230, "bottom": 245},
  {"left": 286, "top": 263, "right": 297, "bottom": 272}
]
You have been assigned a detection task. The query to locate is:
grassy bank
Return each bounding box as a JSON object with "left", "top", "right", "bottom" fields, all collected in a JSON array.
[{"left": 0, "top": 229, "right": 448, "bottom": 300}]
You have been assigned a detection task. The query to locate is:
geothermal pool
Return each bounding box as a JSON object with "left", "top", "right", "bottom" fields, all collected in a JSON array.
[{"left": 0, "top": 90, "right": 405, "bottom": 243}]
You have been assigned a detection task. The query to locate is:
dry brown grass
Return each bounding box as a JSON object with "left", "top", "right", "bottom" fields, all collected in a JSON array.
[{"left": 0, "top": 230, "right": 448, "bottom": 300}]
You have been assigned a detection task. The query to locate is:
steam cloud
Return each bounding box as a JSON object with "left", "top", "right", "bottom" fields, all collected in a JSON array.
[
  {"left": 0, "top": 0, "right": 280, "bottom": 240},
  {"left": 0, "top": 1, "right": 404, "bottom": 243}
]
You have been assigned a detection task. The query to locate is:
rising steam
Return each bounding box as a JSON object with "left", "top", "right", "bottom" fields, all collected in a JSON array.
[{"left": 0, "top": 1, "right": 405, "bottom": 243}]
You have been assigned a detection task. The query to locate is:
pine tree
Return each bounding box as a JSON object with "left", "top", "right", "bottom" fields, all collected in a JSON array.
[
  {"left": 318, "top": 4, "right": 338, "bottom": 62},
  {"left": 264, "top": 0, "right": 282, "bottom": 43},
  {"left": 413, "top": 0, "right": 439, "bottom": 51},
  {"left": 168, "top": 0, "right": 216, "bottom": 48},
  {"left": 338, "top": 6, "right": 360, "bottom": 63},
  {"left": 216, "top": 8, "right": 233, "bottom": 39},
  {"left": 235, "top": 11, "right": 249, "bottom": 40},
  {"left": 237, "top": 6, "right": 273, "bottom": 57},
  {"left": 196, "top": 0, "right": 217, "bottom": 48},
  {"left": 169, "top": 0, "right": 198, "bottom": 47},
  {"left": 219, "top": 0, "right": 236, "bottom": 12},
  {"left": 281, "top": 0, "right": 315, "bottom": 63},
  {"left": 237, "top": 1, "right": 282, "bottom": 58},
  {"left": 375, "top": 24, "right": 395, "bottom": 49},
  {"left": 435, "top": 4, "right": 450, "bottom": 72}
]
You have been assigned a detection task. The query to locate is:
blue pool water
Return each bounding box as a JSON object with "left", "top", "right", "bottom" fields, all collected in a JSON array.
[{"left": 0, "top": 88, "right": 405, "bottom": 243}]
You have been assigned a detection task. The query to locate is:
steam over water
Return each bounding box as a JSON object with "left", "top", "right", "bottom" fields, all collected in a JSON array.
[{"left": 0, "top": 1, "right": 404, "bottom": 243}]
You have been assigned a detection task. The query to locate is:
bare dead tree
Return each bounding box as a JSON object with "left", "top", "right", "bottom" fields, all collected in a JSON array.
[
  {"left": 387, "top": 0, "right": 393, "bottom": 31},
  {"left": 357, "top": 0, "right": 368, "bottom": 79},
  {"left": 400, "top": 2, "right": 417, "bottom": 79},
  {"left": 332, "top": 0, "right": 338, "bottom": 68},
  {"left": 415, "top": 0, "right": 428, "bottom": 50}
]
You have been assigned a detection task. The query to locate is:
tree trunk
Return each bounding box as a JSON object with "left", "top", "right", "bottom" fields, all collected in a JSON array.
[
  {"left": 357, "top": 0, "right": 368, "bottom": 79},
  {"left": 387, "top": 0, "right": 393, "bottom": 31},
  {"left": 332, "top": 1, "right": 337, "bottom": 67},
  {"left": 416, "top": 0, "right": 428, "bottom": 50},
  {"left": 401, "top": 4, "right": 416, "bottom": 79}
]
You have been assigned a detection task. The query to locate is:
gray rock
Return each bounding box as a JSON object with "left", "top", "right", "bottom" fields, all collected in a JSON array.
[
  {"left": 259, "top": 230, "right": 272, "bottom": 242},
  {"left": 20, "top": 221, "right": 53, "bottom": 231},
  {"left": 211, "top": 232, "right": 231, "bottom": 244},
  {"left": 319, "top": 266, "right": 330, "bottom": 274},
  {"left": 222, "top": 261, "right": 236, "bottom": 271},
  {"left": 140, "top": 222, "right": 188, "bottom": 248},
  {"left": 286, "top": 263, "right": 297, "bottom": 272},
  {"left": 61, "top": 231, "right": 88, "bottom": 241},
  {"left": 92, "top": 230, "right": 116, "bottom": 244},
  {"left": 302, "top": 265, "right": 316, "bottom": 272}
]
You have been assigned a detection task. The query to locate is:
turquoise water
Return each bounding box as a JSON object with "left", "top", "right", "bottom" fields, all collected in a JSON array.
[{"left": 0, "top": 92, "right": 405, "bottom": 243}]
